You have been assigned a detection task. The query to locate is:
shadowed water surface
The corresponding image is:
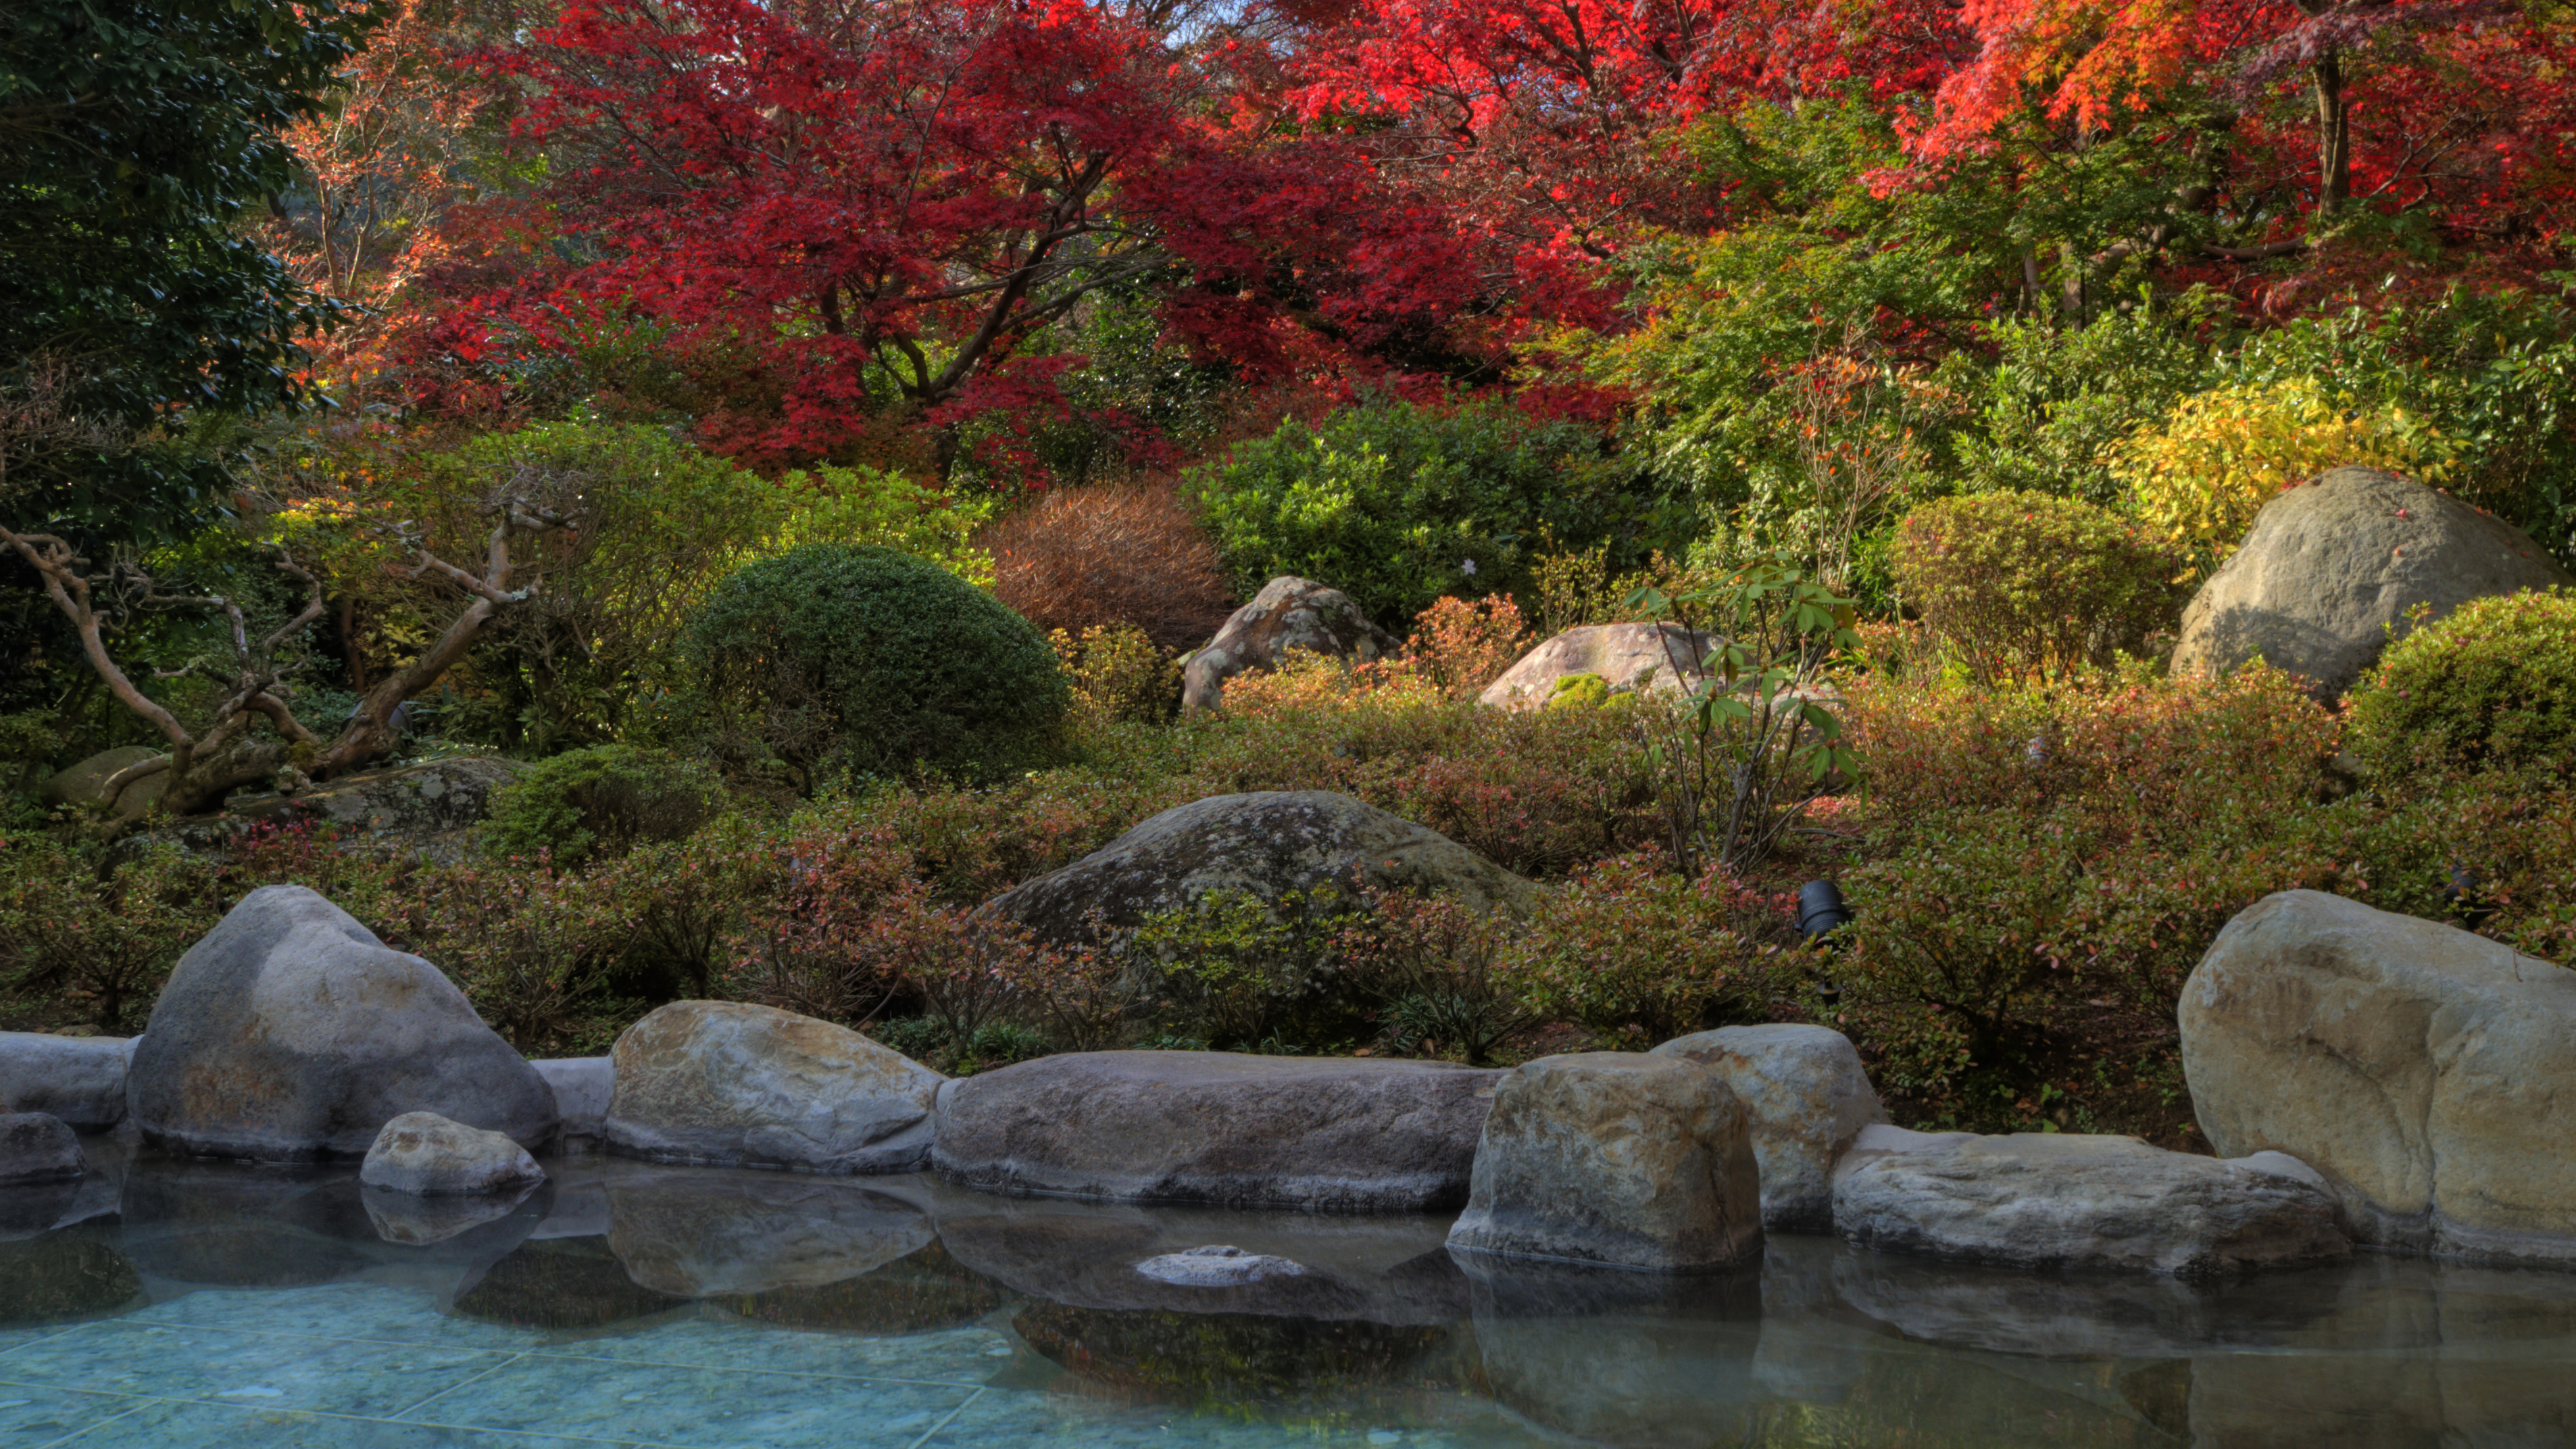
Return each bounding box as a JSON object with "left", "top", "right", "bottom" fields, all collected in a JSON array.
[{"left": 3, "top": 1145, "right": 2575, "bottom": 1446}]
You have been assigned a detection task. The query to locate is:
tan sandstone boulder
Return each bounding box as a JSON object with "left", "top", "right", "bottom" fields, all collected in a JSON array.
[
  {"left": 1446, "top": 1052, "right": 1763, "bottom": 1273},
  {"left": 1653, "top": 1024, "right": 1888, "bottom": 1232},
  {"left": 2180, "top": 889, "right": 2576, "bottom": 1264},
  {"left": 1181, "top": 576, "right": 1400, "bottom": 713},
  {"left": 604, "top": 1002, "right": 944, "bottom": 1173},
  {"left": 1477, "top": 622, "right": 1721, "bottom": 710},
  {"left": 2173, "top": 466, "right": 2574, "bottom": 699}
]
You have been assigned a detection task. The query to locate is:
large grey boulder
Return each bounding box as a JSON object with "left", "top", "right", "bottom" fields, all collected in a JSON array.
[
  {"left": 1478, "top": 622, "right": 1720, "bottom": 710},
  {"left": 0, "top": 1033, "right": 135, "bottom": 1131},
  {"left": 2181, "top": 889, "right": 2576, "bottom": 1264},
  {"left": 979, "top": 791, "right": 1535, "bottom": 957},
  {"left": 1653, "top": 1025, "right": 1887, "bottom": 1232},
  {"left": 532, "top": 1056, "right": 614, "bottom": 1146},
  {"left": 1447, "top": 1052, "right": 1763, "bottom": 1273},
  {"left": 933, "top": 1050, "right": 1498, "bottom": 1211},
  {"left": 0, "top": 1112, "right": 87, "bottom": 1186},
  {"left": 35, "top": 745, "right": 168, "bottom": 817},
  {"left": 604, "top": 1002, "right": 943, "bottom": 1174},
  {"left": 127, "top": 885, "right": 558, "bottom": 1160},
  {"left": 1182, "top": 576, "right": 1400, "bottom": 713},
  {"left": 1830, "top": 1124, "right": 2348, "bottom": 1278},
  {"left": 360, "top": 1111, "right": 546, "bottom": 1197},
  {"left": 2174, "top": 466, "right": 2575, "bottom": 699}
]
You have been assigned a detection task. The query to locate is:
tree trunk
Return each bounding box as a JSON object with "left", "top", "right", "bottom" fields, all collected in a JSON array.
[{"left": 2311, "top": 51, "right": 2351, "bottom": 212}]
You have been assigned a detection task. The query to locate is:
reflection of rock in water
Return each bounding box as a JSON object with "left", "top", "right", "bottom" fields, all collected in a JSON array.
[
  {"left": 937, "top": 1197, "right": 1466, "bottom": 1325},
  {"left": 605, "top": 1170, "right": 933, "bottom": 1297},
  {"left": 2177, "top": 1259, "right": 2576, "bottom": 1449},
  {"left": 0, "top": 1178, "right": 87, "bottom": 1240},
  {"left": 1829, "top": 1247, "right": 2356, "bottom": 1360},
  {"left": 362, "top": 1181, "right": 540, "bottom": 1246},
  {"left": 717, "top": 1239, "right": 1009, "bottom": 1335},
  {"left": 1458, "top": 1253, "right": 1764, "bottom": 1449},
  {"left": 116, "top": 1158, "right": 374, "bottom": 1287},
  {"left": 0, "top": 1233, "right": 145, "bottom": 1327},
  {"left": 1015, "top": 1302, "right": 1462, "bottom": 1418},
  {"left": 451, "top": 1235, "right": 689, "bottom": 1331}
]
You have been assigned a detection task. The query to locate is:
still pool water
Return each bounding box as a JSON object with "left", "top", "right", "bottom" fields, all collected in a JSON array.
[{"left": 4, "top": 1147, "right": 2576, "bottom": 1448}]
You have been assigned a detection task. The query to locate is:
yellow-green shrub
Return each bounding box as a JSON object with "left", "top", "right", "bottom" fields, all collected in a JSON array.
[{"left": 2110, "top": 379, "right": 2454, "bottom": 560}]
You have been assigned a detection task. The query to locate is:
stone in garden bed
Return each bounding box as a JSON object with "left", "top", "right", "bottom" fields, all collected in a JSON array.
[
  {"left": 604, "top": 1001, "right": 943, "bottom": 1174},
  {"left": 127, "top": 885, "right": 559, "bottom": 1161},
  {"left": 2182, "top": 888, "right": 2576, "bottom": 1265},
  {"left": 977, "top": 789, "right": 1535, "bottom": 953},
  {"left": 1829, "top": 1124, "right": 2349, "bottom": 1279},
  {"left": 0, "top": 1032, "right": 135, "bottom": 1132},
  {"left": 1181, "top": 575, "right": 1400, "bottom": 713},
  {"left": 2172, "top": 466, "right": 2575, "bottom": 701},
  {"left": 1445, "top": 1051, "right": 1763, "bottom": 1274},
  {"left": 1653, "top": 1024, "right": 1887, "bottom": 1233},
  {"left": 932, "top": 1049, "right": 1497, "bottom": 1212},
  {"left": 1477, "top": 622, "right": 1722, "bottom": 710}
]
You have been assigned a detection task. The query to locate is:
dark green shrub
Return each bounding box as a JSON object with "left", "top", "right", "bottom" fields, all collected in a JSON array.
[
  {"left": 2344, "top": 589, "right": 2576, "bottom": 783},
  {"left": 1890, "top": 491, "right": 2186, "bottom": 683},
  {"left": 1187, "top": 395, "right": 1655, "bottom": 626},
  {"left": 482, "top": 744, "right": 722, "bottom": 865},
  {"left": 687, "top": 544, "right": 1069, "bottom": 787}
]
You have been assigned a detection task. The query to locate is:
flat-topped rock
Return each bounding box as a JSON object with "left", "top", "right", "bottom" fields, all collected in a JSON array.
[
  {"left": 0, "top": 1033, "right": 135, "bottom": 1132},
  {"left": 1479, "top": 623, "right": 1720, "bottom": 710},
  {"left": 1654, "top": 1025, "right": 1887, "bottom": 1232},
  {"left": 1447, "top": 1052, "right": 1762, "bottom": 1273},
  {"left": 127, "top": 886, "right": 558, "bottom": 1160},
  {"left": 360, "top": 1111, "right": 546, "bottom": 1198},
  {"left": 1831, "top": 1125, "right": 2348, "bottom": 1279},
  {"left": 2181, "top": 889, "right": 2576, "bottom": 1264},
  {"left": 605, "top": 1002, "right": 943, "bottom": 1174},
  {"left": 933, "top": 1050, "right": 1498, "bottom": 1211}
]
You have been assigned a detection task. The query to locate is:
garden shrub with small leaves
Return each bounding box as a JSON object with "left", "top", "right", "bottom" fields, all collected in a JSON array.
[
  {"left": 688, "top": 543, "right": 1070, "bottom": 788},
  {"left": 2343, "top": 589, "right": 2576, "bottom": 785},
  {"left": 482, "top": 743, "right": 723, "bottom": 866},
  {"left": 1890, "top": 491, "right": 2187, "bottom": 683}
]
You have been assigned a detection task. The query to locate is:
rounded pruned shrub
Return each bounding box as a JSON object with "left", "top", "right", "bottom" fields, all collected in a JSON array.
[
  {"left": 482, "top": 744, "right": 722, "bottom": 865},
  {"left": 688, "top": 544, "right": 1070, "bottom": 786},
  {"left": 1891, "top": 491, "right": 2187, "bottom": 683},
  {"left": 2344, "top": 588, "right": 2576, "bottom": 782}
]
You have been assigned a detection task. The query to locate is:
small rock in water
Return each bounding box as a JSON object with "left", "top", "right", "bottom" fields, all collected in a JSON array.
[{"left": 1133, "top": 1244, "right": 1310, "bottom": 1287}]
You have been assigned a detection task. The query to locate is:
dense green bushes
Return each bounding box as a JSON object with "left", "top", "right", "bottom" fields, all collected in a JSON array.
[
  {"left": 687, "top": 544, "right": 1069, "bottom": 788},
  {"left": 482, "top": 745, "right": 722, "bottom": 866},
  {"left": 1188, "top": 395, "right": 1663, "bottom": 627},
  {"left": 1889, "top": 493, "right": 2190, "bottom": 683},
  {"left": 2344, "top": 589, "right": 2576, "bottom": 784}
]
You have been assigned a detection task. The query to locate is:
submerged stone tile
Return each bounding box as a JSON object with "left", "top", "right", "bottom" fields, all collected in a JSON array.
[{"left": 396, "top": 1352, "right": 978, "bottom": 1446}]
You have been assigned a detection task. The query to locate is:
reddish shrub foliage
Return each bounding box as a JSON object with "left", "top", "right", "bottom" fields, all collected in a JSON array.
[{"left": 985, "top": 483, "right": 1233, "bottom": 650}]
